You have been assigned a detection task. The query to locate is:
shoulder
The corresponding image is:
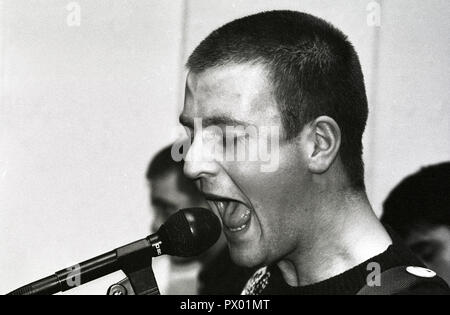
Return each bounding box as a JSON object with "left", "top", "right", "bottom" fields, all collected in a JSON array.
[{"left": 396, "top": 266, "right": 450, "bottom": 295}]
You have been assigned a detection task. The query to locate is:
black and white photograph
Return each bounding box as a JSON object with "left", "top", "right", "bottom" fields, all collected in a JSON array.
[{"left": 1, "top": 0, "right": 449, "bottom": 299}]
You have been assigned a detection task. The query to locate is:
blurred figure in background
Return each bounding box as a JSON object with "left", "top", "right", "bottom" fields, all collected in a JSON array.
[
  {"left": 381, "top": 162, "right": 450, "bottom": 285},
  {"left": 147, "top": 144, "right": 209, "bottom": 294},
  {"left": 148, "top": 144, "right": 254, "bottom": 294}
]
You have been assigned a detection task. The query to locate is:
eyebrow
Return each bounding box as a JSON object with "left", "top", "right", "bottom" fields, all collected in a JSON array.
[{"left": 179, "top": 114, "right": 253, "bottom": 129}]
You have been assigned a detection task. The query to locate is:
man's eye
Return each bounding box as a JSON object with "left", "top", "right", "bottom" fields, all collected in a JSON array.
[
  {"left": 222, "top": 134, "right": 241, "bottom": 147},
  {"left": 411, "top": 241, "right": 441, "bottom": 263},
  {"left": 420, "top": 252, "right": 437, "bottom": 263}
]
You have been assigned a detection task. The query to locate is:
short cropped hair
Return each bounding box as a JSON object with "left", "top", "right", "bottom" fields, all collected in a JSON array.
[
  {"left": 187, "top": 10, "right": 368, "bottom": 189},
  {"left": 381, "top": 162, "right": 450, "bottom": 237}
]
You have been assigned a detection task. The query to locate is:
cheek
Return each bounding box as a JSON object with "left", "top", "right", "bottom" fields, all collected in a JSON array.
[
  {"left": 229, "top": 150, "right": 307, "bottom": 207},
  {"left": 170, "top": 192, "right": 195, "bottom": 210},
  {"left": 227, "top": 154, "right": 308, "bottom": 233},
  {"left": 443, "top": 243, "right": 450, "bottom": 263}
]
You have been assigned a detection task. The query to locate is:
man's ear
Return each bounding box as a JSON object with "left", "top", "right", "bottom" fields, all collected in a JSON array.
[{"left": 307, "top": 116, "right": 341, "bottom": 174}]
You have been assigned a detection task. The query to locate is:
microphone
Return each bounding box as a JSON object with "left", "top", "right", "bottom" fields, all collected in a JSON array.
[{"left": 7, "top": 207, "right": 222, "bottom": 295}]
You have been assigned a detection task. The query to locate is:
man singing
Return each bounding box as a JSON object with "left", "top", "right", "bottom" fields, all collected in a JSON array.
[{"left": 178, "top": 11, "right": 449, "bottom": 294}]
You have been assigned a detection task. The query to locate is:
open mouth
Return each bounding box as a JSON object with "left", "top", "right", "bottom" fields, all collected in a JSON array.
[{"left": 204, "top": 194, "right": 252, "bottom": 233}]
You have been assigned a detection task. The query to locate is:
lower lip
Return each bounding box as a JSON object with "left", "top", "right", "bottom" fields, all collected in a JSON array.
[{"left": 223, "top": 212, "right": 252, "bottom": 237}]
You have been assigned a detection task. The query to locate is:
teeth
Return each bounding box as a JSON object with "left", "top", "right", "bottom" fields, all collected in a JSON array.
[
  {"left": 211, "top": 200, "right": 251, "bottom": 233},
  {"left": 229, "top": 223, "right": 248, "bottom": 232}
]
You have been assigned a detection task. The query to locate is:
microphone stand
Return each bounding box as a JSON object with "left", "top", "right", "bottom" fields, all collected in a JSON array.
[
  {"left": 9, "top": 207, "right": 222, "bottom": 295},
  {"left": 8, "top": 237, "right": 160, "bottom": 295},
  {"left": 109, "top": 242, "right": 160, "bottom": 295},
  {"left": 106, "top": 253, "right": 159, "bottom": 295}
]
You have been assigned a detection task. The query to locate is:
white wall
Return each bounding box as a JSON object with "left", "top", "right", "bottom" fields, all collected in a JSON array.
[
  {"left": 1, "top": 0, "right": 448, "bottom": 294},
  {"left": 366, "top": 0, "right": 450, "bottom": 214},
  {"left": 0, "top": 0, "right": 184, "bottom": 294}
]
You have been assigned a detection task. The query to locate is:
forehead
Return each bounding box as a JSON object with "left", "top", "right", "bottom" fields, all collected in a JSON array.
[{"left": 182, "top": 63, "right": 281, "bottom": 127}]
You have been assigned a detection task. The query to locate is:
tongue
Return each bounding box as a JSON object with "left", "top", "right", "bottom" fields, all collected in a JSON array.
[{"left": 225, "top": 203, "right": 251, "bottom": 229}]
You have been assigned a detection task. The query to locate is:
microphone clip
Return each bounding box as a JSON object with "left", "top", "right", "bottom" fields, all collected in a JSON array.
[{"left": 107, "top": 239, "right": 160, "bottom": 295}]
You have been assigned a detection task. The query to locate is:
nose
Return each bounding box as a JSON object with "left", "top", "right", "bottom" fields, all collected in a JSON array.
[{"left": 183, "top": 133, "right": 220, "bottom": 180}]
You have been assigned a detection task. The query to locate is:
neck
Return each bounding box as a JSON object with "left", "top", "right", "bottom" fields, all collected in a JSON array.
[{"left": 277, "top": 189, "right": 392, "bottom": 287}]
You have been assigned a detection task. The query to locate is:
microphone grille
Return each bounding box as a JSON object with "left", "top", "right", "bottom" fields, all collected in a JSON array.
[{"left": 160, "top": 208, "right": 222, "bottom": 257}]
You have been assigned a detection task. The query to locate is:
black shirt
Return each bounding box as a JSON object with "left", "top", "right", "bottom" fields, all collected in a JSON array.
[
  {"left": 198, "top": 247, "right": 256, "bottom": 295},
  {"left": 244, "top": 232, "right": 450, "bottom": 295}
]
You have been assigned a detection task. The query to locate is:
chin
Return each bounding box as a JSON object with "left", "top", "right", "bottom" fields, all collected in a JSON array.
[{"left": 229, "top": 246, "right": 266, "bottom": 268}]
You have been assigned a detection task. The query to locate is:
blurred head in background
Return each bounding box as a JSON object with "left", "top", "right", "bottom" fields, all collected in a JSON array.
[
  {"left": 146, "top": 144, "right": 224, "bottom": 265},
  {"left": 146, "top": 144, "right": 206, "bottom": 234},
  {"left": 381, "top": 162, "right": 450, "bottom": 285}
]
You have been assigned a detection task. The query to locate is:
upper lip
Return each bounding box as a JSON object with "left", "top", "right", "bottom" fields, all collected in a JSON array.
[
  {"left": 202, "top": 191, "right": 252, "bottom": 215},
  {"left": 202, "top": 192, "right": 239, "bottom": 203},
  {"left": 202, "top": 191, "right": 250, "bottom": 214}
]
